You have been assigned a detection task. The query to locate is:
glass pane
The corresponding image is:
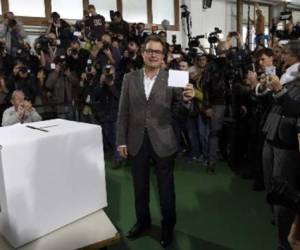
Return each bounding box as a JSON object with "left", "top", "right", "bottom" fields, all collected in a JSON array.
[
  {"left": 9, "top": 0, "right": 44, "bottom": 17},
  {"left": 88, "top": 0, "right": 117, "bottom": 21},
  {"left": 152, "top": 0, "right": 174, "bottom": 25},
  {"left": 242, "top": 4, "right": 255, "bottom": 24},
  {"left": 51, "top": 0, "right": 83, "bottom": 19},
  {"left": 123, "top": 0, "right": 147, "bottom": 23},
  {"left": 292, "top": 11, "right": 300, "bottom": 24}
]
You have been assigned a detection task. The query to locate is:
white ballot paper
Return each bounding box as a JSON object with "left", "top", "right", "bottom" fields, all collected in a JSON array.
[{"left": 168, "top": 70, "right": 189, "bottom": 88}]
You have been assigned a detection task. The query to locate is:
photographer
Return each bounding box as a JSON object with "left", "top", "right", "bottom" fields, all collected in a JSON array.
[
  {"left": 45, "top": 55, "right": 79, "bottom": 119},
  {"left": 0, "top": 40, "right": 14, "bottom": 77},
  {"left": 78, "top": 60, "right": 100, "bottom": 124},
  {"left": 119, "top": 39, "right": 143, "bottom": 75},
  {"left": 35, "top": 32, "right": 65, "bottom": 71},
  {"left": 93, "top": 65, "right": 122, "bottom": 168},
  {"left": 16, "top": 41, "right": 40, "bottom": 75},
  {"left": 6, "top": 62, "right": 37, "bottom": 103},
  {"left": 108, "top": 11, "right": 130, "bottom": 41},
  {"left": 202, "top": 41, "right": 230, "bottom": 172},
  {"left": 97, "top": 33, "right": 122, "bottom": 70},
  {"left": 253, "top": 40, "right": 300, "bottom": 250},
  {"left": 66, "top": 40, "right": 90, "bottom": 77},
  {"left": 2, "top": 90, "right": 41, "bottom": 126},
  {"left": 84, "top": 4, "right": 106, "bottom": 41},
  {"left": 46, "top": 12, "right": 71, "bottom": 50},
  {"left": 134, "top": 22, "right": 148, "bottom": 45},
  {"left": 0, "top": 11, "right": 26, "bottom": 57}
]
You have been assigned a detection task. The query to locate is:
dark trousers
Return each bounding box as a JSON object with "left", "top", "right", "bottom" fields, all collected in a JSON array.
[
  {"left": 130, "top": 130, "right": 176, "bottom": 229},
  {"left": 263, "top": 141, "right": 300, "bottom": 250}
]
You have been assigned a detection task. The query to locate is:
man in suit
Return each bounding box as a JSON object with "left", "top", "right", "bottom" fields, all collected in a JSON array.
[{"left": 116, "top": 35, "right": 194, "bottom": 248}]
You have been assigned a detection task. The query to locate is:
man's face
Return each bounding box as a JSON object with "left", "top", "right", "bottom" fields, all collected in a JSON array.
[
  {"left": 197, "top": 56, "right": 208, "bottom": 68},
  {"left": 179, "top": 61, "right": 188, "bottom": 71},
  {"left": 142, "top": 41, "right": 164, "bottom": 69},
  {"left": 283, "top": 51, "right": 298, "bottom": 67},
  {"left": 12, "top": 92, "right": 25, "bottom": 108},
  {"left": 128, "top": 42, "right": 138, "bottom": 53},
  {"left": 101, "top": 34, "right": 111, "bottom": 44},
  {"left": 259, "top": 54, "right": 273, "bottom": 70},
  {"left": 113, "top": 16, "right": 121, "bottom": 23},
  {"left": 88, "top": 8, "right": 96, "bottom": 16}
]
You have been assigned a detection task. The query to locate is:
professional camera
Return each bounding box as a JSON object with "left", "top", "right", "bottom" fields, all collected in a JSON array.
[
  {"left": 53, "top": 55, "right": 67, "bottom": 71},
  {"left": 208, "top": 27, "right": 222, "bottom": 44},
  {"left": 35, "top": 35, "right": 50, "bottom": 53},
  {"left": 188, "top": 35, "right": 205, "bottom": 48},
  {"left": 267, "top": 177, "right": 300, "bottom": 212},
  {"left": 19, "top": 66, "right": 30, "bottom": 74},
  {"left": 103, "top": 64, "right": 113, "bottom": 82},
  {"left": 0, "top": 41, "right": 7, "bottom": 56},
  {"left": 70, "top": 48, "right": 78, "bottom": 56},
  {"left": 102, "top": 42, "right": 110, "bottom": 51},
  {"left": 171, "top": 34, "right": 182, "bottom": 54}
]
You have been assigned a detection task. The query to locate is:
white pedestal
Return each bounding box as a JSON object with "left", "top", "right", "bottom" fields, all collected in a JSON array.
[{"left": 0, "top": 119, "right": 107, "bottom": 248}]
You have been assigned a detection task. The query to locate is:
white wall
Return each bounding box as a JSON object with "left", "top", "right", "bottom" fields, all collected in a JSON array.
[{"left": 178, "top": 0, "right": 236, "bottom": 48}]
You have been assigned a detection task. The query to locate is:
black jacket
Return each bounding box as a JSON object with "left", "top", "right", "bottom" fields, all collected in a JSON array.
[{"left": 262, "top": 80, "right": 300, "bottom": 149}]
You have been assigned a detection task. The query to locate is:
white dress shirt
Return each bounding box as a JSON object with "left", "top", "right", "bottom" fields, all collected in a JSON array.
[{"left": 144, "top": 70, "right": 158, "bottom": 100}]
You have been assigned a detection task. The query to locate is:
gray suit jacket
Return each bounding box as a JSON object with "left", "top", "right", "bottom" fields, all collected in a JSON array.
[{"left": 116, "top": 68, "right": 188, "bottom": 157}]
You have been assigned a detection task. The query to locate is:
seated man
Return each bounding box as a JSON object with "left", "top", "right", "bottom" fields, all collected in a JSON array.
[{"left": 2, "top": 90, "right": 41, "bottom": 126}]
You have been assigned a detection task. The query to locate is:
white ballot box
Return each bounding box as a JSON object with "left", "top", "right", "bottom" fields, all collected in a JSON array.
[
  {"left": 0, "top": 210, "right": 119, "bottom": 250},
  {"left": 0, "top": 119, "right": 107, "bottom": 248}
]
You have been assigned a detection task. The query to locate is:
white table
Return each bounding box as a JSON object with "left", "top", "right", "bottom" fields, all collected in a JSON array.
[
  {"left": 0, "top": 209, "right": 120, "bottom": 250},
  {"left": 0, "top": 119, "right": 107, "bottom": 248}
]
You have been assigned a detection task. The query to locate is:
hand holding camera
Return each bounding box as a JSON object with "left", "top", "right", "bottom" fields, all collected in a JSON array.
[
  {"left": 101, "top": 65, "right": 114, "bottom": 86},
  {"left": 183, "top": 83, "right": 195, "bottom": 102}
]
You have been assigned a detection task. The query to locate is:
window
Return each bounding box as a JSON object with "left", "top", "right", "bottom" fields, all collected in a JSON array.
[
  {"left": 242, "top": 3, "right": 270, "bottom": 50},
  {"left": 152, "top": 0, "right": 175, "bottom": 25},
  {"left": 88, "top": 0, "right": 117, "bottom": 21},
  {"left": 51, "top": 0, "right": 83, "bottom": 20},
  {"left": 9, "top": 0, "right": 45, "bottom": 17},
  {"left": 122, "top": 0, "right": 148, "bottom": 23},
  {"left": 0, "top": 0, "right": 179, "bottom": 30},
  {"left": 292, "top": 10, "right": 300, "bottom": 23}
]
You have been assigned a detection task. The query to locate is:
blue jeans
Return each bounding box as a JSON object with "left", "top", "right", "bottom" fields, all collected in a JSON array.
[
  {"left": 197, "top": 113, "right": 210, "bottom": 160},
  {"left": 101, "top": 121, "right": 121, "bottom": 161},
  {"left": 208, "top": 105, "right": 225, "bottom": 163},
  {"left": 186, "top": 117, "right": 200, "bottom": 158}
]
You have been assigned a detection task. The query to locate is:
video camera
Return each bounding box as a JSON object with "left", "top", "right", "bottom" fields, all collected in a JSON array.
[
  {"left": 226, "top": 47, "right": 253, "bottom": 82},
  {"left": 208, "top": 27, "right": 222, "bottom": 44}
]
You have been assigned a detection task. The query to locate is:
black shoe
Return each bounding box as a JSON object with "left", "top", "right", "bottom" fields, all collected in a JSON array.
[
  {"left": 205, "top": 161, "right": 216, "bottom": 174},
  {"left": 160, "top": 227, "right": 173, "bottom": 248},
  {"left": 126, "top": 223, "right": 151, "bottom": 240}
]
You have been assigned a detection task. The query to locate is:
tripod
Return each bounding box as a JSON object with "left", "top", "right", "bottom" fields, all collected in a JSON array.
[
  {"left": 245, "top": 0, "right": 251, "bottom": 51},
  {"left": 181, "top": 5, "right": 192, "bottom": 43}
]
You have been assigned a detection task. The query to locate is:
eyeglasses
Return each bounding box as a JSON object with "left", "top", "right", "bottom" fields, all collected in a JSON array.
[{"left": 145, "top": 49, "right": 163, "bottom": 56}]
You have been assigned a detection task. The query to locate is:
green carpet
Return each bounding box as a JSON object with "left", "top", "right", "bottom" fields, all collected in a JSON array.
[{"left": 104, "top": 159, "right": 276, "bottom": 250}]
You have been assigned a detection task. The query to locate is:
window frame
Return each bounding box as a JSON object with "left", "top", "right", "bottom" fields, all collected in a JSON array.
[
  {"left": 241, "top": 2, "right": 271, "bottom": 49},
  {"left": 0, "top": 0, "right": 180, "bottom": 30}
]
